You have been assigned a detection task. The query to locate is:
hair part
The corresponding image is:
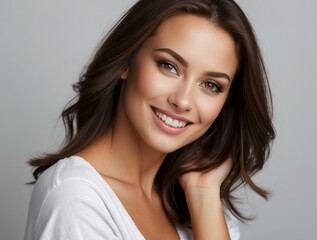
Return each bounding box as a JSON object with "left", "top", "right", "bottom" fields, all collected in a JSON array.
[{"left": 29, "top": 0, "right": 275, "bottom": 226}]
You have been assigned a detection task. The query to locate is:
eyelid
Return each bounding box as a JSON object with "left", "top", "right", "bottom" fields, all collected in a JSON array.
[
  {"left": 156, "top": 58, "right": 179, "bottom": 75},
  {"left": 201, "top": 80, "right": 224, "bottom": 93}
]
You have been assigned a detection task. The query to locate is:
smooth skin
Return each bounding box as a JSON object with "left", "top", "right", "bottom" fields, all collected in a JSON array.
[
  {"left": 77, "top": 14, "right": 237, "bottom": 240},
  {"left": 179, "top": 158, "right": 233, "bottom": 240}
]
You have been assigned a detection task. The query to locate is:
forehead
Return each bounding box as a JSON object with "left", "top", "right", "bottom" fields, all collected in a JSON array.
[{"left": 140, "top": 14, "right": 238, "bottom": 78}]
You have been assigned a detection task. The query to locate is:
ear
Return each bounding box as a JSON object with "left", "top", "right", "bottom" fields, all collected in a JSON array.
[{"left": 120, "top": 68, "right": 129, "bottom": 80}]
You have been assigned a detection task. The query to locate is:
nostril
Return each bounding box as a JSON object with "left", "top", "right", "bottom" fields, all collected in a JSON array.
[
  {"left": 172, "top": 103, "right": 178, "bottom": 108},
  {"left": 168, "top": 94, "right": 191, "bottom": 112}
]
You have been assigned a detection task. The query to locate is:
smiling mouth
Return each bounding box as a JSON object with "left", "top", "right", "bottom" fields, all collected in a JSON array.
[{"left": 152, "top": 107, "right": 191, "bottom": 128}]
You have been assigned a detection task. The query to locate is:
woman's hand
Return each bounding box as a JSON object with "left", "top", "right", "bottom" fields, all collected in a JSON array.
[
  {"left": 178, "top": 157, "right": 233, "bottom": 240},
  {"left": 178, "top": 157, "right": 232, "bottom": 194}
]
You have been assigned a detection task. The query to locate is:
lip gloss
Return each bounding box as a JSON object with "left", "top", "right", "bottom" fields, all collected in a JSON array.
[{"left": 151, "top": 108, "right": 190, "bottom": 135}]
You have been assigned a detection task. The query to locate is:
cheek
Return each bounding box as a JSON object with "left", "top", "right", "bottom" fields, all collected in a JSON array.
[
  {"left": 133, "top": 64, "right": 171, "bottom": 99},
  {"left": 197, "top": 96, "right": 227, "bottom": 125}
]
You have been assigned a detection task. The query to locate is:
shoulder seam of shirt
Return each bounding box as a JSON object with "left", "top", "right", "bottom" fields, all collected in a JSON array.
[{"left": 34, "top": 166, "right": 101, "bottom": 231}]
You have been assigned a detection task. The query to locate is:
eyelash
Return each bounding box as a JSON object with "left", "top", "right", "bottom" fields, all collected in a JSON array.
[
  {"left": 156, "top": 59, "right": 223, "bottom": 93},
  {"left": 156, "top": 59, "right": 178, "bottom": 75},
  {"left": 200, "top": 81, "right": 223, "bottom": 93}
]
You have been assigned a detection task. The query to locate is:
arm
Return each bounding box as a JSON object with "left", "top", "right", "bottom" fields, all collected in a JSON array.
[{"left": 178, "top": 158, "right": 232, "bottom": 240}]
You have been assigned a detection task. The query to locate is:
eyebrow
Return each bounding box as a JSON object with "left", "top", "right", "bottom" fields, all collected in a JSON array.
[
  {"left": 204, "top": 71, "right": 231, "bottom": 82},
  {"left": 154, "top": 48, "right": 231, "bottom": 82},
  {"left": 154, "top": 48, "right": 189, "bottom": 68}
]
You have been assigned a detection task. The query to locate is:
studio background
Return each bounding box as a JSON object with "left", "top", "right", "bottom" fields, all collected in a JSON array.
[{"left": 1, "top": 0, "right": 316, "bottom": 239}]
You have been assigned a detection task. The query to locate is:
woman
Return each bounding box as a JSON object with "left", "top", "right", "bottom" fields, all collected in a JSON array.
[{"left": 25, "top": 0, "right": 275, "bottom": 239}]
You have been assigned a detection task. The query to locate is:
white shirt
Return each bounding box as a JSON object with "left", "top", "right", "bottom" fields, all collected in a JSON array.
[{"left": 24, "top": 156, "right": 240, "bottom": 240}]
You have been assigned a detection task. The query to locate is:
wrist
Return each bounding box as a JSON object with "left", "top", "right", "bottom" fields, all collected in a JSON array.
[
  {"left": 184, "top": 186, "right": 221, "bottom": 200},
  {"left": 184, "top": 187, "right": 223, "bottom": 211}
]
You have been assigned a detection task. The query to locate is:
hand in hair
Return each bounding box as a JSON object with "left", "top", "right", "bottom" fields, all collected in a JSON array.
[
  {"left": 178, "top": 157, "right": 233, "bottom": 240},
  {"left": 178, "top": 157, "right": 233, "bottom": 194}
]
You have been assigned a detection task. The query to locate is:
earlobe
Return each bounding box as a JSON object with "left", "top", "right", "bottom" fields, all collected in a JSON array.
[{"left": 120, "top": 69, "right": 129, "bottom": 80}]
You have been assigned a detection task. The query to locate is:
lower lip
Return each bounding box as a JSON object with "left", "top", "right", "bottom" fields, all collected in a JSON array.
[{"left": 151, "top": 108, "right": 189, "bottom": 135}]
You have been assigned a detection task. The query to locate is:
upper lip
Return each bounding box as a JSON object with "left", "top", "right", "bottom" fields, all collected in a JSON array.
[{"left": 151, "top": 106, "right": 193, "bottom": 124}]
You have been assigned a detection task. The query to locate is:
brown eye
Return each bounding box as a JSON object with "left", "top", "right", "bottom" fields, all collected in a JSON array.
[
  {"left": 200, "top": 81, "right": 223, "bottom": 93},
  {"left": 157, "top": 60, "right": 178, "bottom": 75}
]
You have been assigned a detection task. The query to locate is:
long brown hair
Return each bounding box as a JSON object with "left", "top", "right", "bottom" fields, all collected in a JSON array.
[{"left": 29, "top": 0, "right": 275, "bottom": 226}]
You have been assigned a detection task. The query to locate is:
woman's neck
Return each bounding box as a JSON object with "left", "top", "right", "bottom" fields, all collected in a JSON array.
[{"left": 77, "top": 126, "right": 166, "bottom": 198}]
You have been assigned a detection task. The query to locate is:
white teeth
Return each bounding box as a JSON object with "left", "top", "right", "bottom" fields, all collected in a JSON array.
[
  {"left": 166, "top": 117, "right": 173, "bottom": 125},
  {"left": 155, "top": 110, "right": 187, "bottom": 128}
]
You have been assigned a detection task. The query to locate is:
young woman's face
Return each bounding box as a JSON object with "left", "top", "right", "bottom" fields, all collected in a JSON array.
[{"left": 120, "top": 14, "right": 238, "bottom": 153}]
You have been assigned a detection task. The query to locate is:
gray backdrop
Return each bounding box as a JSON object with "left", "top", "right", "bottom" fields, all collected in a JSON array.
[{"left": 1, "top": 0, "right": 316, "bottom": 239}]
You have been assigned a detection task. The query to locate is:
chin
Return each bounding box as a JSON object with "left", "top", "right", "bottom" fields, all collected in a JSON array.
[{"left": 146, "top": 136, "right": 194, "bottom": 154}]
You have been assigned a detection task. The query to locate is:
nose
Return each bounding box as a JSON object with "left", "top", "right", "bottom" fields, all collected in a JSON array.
[{"left": 167, "top": 83, "right": 193, "bottom": 112}]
